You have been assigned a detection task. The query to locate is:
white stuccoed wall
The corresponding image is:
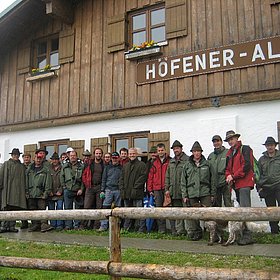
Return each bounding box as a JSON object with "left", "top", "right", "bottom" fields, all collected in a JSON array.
[{"left": 0, "top": 99, "right": 279, "bottom": 207}]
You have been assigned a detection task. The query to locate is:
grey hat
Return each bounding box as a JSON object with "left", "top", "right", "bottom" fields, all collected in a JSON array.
[
  {"left": 212, "top": 135, "right": 222, "bottom": 142},
  {"left": 111, "top": 152, "right": 120, "bottom": 157},
  {"left": 224, "top": 130, "right": 240, "bottom": 142},
  {"left": 35, "top": 148, "right": 48, "bottom": 155},
  {"left": 190, "top": 141, "right": 203, "bottom": 152},
  {"left": 82, "top": 149, "right": 92, "bottom": 156},
  {"left": 171, "top": 140, "right": 183, "bottom": 149},
  {"left": 263, "top": 137, "right": 279, "bottom": 146}
]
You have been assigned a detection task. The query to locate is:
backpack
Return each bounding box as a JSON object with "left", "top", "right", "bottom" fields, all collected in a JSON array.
[{"left": 241, "top": 145, "right": 260, "bottom": 183}]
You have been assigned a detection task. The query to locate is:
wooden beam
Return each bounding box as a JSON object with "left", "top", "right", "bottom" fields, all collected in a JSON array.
[
  {"left": 0, "top": 88, "right": 279, "bottom": 133},
  {"left": 43, "top": 0, "right": 74, "bottom": 25},
  {"left": 0, "top": 256, "right": 279, "bottom": 280}
]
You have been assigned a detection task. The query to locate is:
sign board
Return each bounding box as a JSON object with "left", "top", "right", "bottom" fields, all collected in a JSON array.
[{"left": 137, "top": 36, "right": 280, "bottom": 85}]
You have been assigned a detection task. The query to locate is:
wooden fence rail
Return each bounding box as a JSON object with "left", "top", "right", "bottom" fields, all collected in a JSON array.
[{"left": 0, "top": 207, "right": 280, "bottom": 280}]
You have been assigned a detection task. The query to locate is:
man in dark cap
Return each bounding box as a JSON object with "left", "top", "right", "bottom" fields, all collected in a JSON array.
[
  {"left": 98, "top": 152, "right": 122, "bottom": 231},
  {"left": 207, "top": 135, "right": 231, "bottom": 207},
  {"left": 0, "top": 148, "right": 27, "bottom": 233},
  {"left": 181, "top": 141, "right": 214, "bottom": 241},
  {"left": 165, "top": 140, "right": 189, "bottom": 235},
  {"left": 258, "top": 137, "right": 280, "bottom": 234}
]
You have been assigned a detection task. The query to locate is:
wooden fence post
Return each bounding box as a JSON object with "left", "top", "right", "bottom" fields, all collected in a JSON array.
[{"left": 109, "top": 215, "right": 122, "bottom": 280}]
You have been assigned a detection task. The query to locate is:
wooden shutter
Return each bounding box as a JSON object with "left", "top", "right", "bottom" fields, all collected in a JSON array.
[
  {"left": 24, "top": 144, "right": 38, "bottom": 160},
  {"left": 68, "top": 140, "right": 85, "bottom": 159},
  {"left": 166, "top": 0, "right": 188, "bottom": 39},
  {"left": 148, "top": 131, "right": 170, "bottom": 156},
  {"left": 277, "top": 121, "right": 280, "bottom": 144},
  {"left": 107, "top": 14, "right": 127, "bottom": 53},
  {"left": 17, "top": 42, "right": 31, "bottom": 74},
  {"left": 91, "top": 137, "right": 109, "bottom": 155},
  {"left": 59, "top": 29, "right": 75, "bottom": 64}
]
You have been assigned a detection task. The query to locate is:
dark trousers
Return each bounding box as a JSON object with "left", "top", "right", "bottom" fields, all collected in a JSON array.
[
  {"left": 154, "top": 190, "right": 166, "bottom": 232},
  {"left": 264, "top": 185, "right": 280, "bottom": 234},
  {"left": 28, "top": 198, "right": 47, "bottom": 227},
  {"left": 216, "top": 184, "right": 232, "bottom": 207},
  {"left": 188, "top": 196, "right": 211, "bottom": 235},
  {"left": 83, "top": 187, "right": 102, "bottom": 229}
]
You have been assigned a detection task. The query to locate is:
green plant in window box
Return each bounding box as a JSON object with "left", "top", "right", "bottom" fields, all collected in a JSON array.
[
  {"left": 31, "top": 64, "right": 52, "bottom": 76},
  {"left": 129, "top": 40, "right": 158, "bottom": 52}
]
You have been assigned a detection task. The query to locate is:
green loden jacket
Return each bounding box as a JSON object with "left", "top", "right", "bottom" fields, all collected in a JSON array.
[
  {"left": 26, "top": 163, "right": 52, "bottom": 199},
  {"left": 207, "top": 146, "right": 228, "bottom": 190},
  {"left": 165, "top": 152, "right": 189, "bottom": 199},
  {"left": 181, "top": 155, "right": 215, "bottom": 199}
]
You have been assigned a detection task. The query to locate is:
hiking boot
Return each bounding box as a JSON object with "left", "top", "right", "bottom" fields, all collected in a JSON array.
[
  {"left": 0, "top": 228, "right": 8, "bottom": 233},
  {"left": 28, "top": 225, "right": 41, "bottom": 232},
  {"left": 9, "top": 228, "right": 19, "bottom": 233},
  {"left": 20, "top": 221, "right": 29, "bottom": 229},
  {"left": 41, "top": 224, "right": 54, "bottom": 233}
]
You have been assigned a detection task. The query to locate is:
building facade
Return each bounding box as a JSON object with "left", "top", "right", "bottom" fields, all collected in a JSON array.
[{"left": 0, "top": 0, "right": 279, "bottom": 205}]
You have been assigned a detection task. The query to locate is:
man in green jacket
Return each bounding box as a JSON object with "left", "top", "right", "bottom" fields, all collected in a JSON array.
[
  {"left": 60, "top": 150, "right": 84, "bottom": 230},
  {"left": 0, "top": 148, "right": 27, "bottom": 233},
  {"left": 181, "top": 141, "right": 215, "bottom": 241},
  {"left": 26, "top": 153, "right": 53, "bottom": 232},
  {"left": 207, "top": 135, "right": 231, "bottom": 207},
  {"left": 119, "top": 147, "right": 146, "bottom": 232},
  {"left": 258, "top": 137, "right": 280, "bottom": 234},
  {"left": 165, "top": 140, "right": 189, "bottom": 235}
]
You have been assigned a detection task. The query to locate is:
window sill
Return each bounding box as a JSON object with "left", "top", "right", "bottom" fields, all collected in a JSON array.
[
  {"left": 26, "top": 71, "right": 58, "bottom": 82},
  {"left": 125, "top": 46, "right": 162, "bottom": 61}
]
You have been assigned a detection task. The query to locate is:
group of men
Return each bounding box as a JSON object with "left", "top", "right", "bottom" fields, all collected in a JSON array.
[{"left": 0, "top": 130, "right": 279, "bottom": 240}]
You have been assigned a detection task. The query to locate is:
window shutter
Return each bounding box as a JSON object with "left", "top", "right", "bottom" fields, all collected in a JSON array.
[
  {"left": 148, "top": 132, "right": 170, "bottom": 157},
  {"left": 166, "top": 0, "right": 188, "bottom": 39},
  {"left": 59, "top": 29, "right": 75, "bottom": 64},
  {"left": 17, "top": 42, "right": 31, "bottom": 74},
  {"left": 91, "top": 137, "right": 109, "bottom": 155},
  {"left": 107, "top": 14, "right": 127, "bottom": 53},
  {"left": 68, "top": 140, "right": 85, "bottom": 159},
  {"left": 24, "top": 144, "right": 38, "bottom": 160}
]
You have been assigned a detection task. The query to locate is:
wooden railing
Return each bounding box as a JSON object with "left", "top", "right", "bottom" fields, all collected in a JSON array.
[{"left": 0, "top": 207, "right": 280, "bottom": 280}]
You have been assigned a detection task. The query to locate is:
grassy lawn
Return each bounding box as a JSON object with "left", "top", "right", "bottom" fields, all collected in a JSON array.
[{"left": 0, "top": 232, "right": 279, "bottom": 280}]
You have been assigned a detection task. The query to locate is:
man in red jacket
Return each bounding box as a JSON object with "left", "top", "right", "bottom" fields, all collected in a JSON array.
[
  {"left": 225, "top": 130, "right": 255, "bottom": 207},
  {"left": 147, "top": 143, "right": 171, "bottom": 233}
]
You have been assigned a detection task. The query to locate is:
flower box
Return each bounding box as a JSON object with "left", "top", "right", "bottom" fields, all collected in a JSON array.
[
  {"left": 125, "top": 46, "right": 162, "bottom": 61},
  {"left": 26, "top": 70, "right": 57, "bottom": 82}
]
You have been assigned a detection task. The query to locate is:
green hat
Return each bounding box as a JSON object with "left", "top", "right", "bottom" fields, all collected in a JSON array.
[
  {"left": 171, "top": 140, "right": 183, "bottom": 149},
  {"left": 190, "top": 141, "right": 203, "bottom": 152},
  {"left": 50, "top": 152, "right": 60, "bottom": 160},
  {"left": 149, "top": 146, "right": 157, "bottom": 153}
]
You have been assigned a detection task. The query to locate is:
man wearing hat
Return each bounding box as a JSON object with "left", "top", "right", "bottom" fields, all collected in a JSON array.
[
  {"left": 48, "top": 152, "right": 64, "bottom": 230},
  {"left": 181, "top": 141, "right": 214, "bottom": 241},
  {"left": 35, "top": 148, "right": 51, "bottom": 169},
  {"left": 165, "top": 140, "right": 189, "bottom": 235},
  {"left": 98, "top": 152, "right": 122, "bottom": 231},
  {"left": 224, "top": 130, "right": 255, "bottom": 207},
  {"left": 82, "top": 149, "right": 92, "bottom": 164},
  {"left": 0, "top": 148, "right": 27, "bottom": 233},
  {"left": 258, "top": 137, "right": 280, "bottom": 234},
  {"left": 26, "top": 152, "right": 53, "bottom": 232},
  {"left": 207, "top": 135, "right": 231, "bottom": 207}
]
